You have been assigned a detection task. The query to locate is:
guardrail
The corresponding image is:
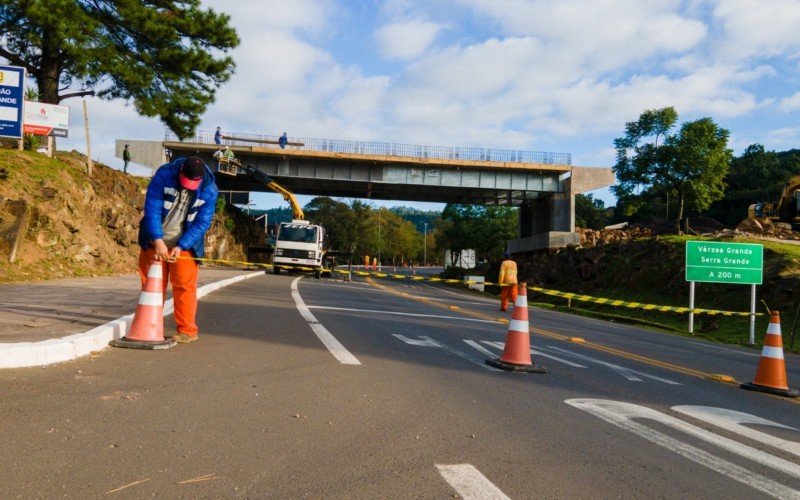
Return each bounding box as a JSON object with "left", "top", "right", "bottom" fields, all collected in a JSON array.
[{"left": 164, "top": 130, "right": 572, "bottom": 166}]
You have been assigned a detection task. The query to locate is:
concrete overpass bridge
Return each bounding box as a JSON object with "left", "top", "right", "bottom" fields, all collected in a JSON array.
[{"left": 117, "top": 130, "right": 613, "bottom": 252}]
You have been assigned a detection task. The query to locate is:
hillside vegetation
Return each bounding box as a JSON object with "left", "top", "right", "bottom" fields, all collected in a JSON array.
[
  {"left": 505, "top": 228, "right": 800, "bottom": 348},
  {"left": 0, "top": 150, "right": 264, "bottom": 283}
]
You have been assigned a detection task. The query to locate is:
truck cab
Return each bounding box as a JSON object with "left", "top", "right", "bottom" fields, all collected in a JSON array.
[{"left": 272, "top": 220, "right": 328, "bottom": 278}]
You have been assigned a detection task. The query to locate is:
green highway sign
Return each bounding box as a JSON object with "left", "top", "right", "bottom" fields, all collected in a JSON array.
[{"left": 685, "top": 241, "right": 763, "bottom": 285}]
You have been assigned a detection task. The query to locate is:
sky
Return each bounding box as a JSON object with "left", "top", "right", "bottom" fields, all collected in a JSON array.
[{"left": 49, "top": 0, "right": 800, "bottom": 211}]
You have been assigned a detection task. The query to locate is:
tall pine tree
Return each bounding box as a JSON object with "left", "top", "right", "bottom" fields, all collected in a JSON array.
[{"left": 0, "top": 1, "right": 239, "bottom": 138}]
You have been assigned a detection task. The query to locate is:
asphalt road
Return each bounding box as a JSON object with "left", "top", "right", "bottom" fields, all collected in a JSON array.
[{"left": 2, "top": 271, "right": 800, "bottom": 498}]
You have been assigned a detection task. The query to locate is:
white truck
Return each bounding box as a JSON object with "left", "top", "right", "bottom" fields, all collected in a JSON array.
[
  {"left": 243, "top": 165, "right": 338, "bottom": 278},
  {"left": 272, "top": 220, "right": 330, "bottom": 278}
]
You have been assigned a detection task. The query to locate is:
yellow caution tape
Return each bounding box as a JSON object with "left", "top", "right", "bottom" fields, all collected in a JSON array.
[{"left": 175, "top": 256, "right": 761, "bottom": 317}]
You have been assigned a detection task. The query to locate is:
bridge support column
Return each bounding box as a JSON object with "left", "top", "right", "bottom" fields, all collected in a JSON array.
[{"left": 509, "top": 191, "right": 579, "bottom": 253}]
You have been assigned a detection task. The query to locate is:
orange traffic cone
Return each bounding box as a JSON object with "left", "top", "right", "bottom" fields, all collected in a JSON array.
[
  {"left": 741, "top": 311, "right": 798, "bottom": 397},
  {"left": 109, "top": 262, "right": 177, "bottom": 350},
  {"left": 486, "top": 284, "right": 547, "bottom": 373}
]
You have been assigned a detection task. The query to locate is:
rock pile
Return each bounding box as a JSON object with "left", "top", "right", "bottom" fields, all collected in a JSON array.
[{"left": 734, "top": 217, "right": 800, "bottom": 240}]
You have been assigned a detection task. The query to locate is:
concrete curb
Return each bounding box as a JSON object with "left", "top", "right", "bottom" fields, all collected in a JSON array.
[{"left": 0, "top": 271, "right": 264, "bottom": 369}]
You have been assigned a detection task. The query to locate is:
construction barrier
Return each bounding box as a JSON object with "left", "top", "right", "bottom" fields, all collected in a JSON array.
[{"left": 741, "top": 311, "right": 799, "bottom": 398}]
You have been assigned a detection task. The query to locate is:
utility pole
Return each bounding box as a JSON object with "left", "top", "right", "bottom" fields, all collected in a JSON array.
[
  {"left": 82, "top": 98, "right": 92, "bottom": 177},
  {"left": 423, "top": 222, "right": 428, "bottom": 266}
]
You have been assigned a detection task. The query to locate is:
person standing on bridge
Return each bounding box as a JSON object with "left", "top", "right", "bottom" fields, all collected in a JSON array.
[
  {"left": 214, "top": 126, "right": 222, "bottom": 145},
  {"left": 279, "top": 132, "right": 288, "bottom": 149},
  {"left": 138, "top": 156, "right": 219, "bottom": 344},
  {"left": 498, "top": 251, "right": 518, "bottom": 312}
]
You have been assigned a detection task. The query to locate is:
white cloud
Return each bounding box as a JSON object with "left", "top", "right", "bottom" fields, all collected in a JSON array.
[
  {"left": 13, "top": 0, "right": 800, "bottom": 207},
  {"left": 780, "top": 92, "right": 800, "bottom": 112},
  {"left": 711, "top": 0, "right": 800, "bottom": 61},
  {"left": 375, "top": 21, "right": 443, "bottom": 60},
  {"left": 764, "top": 127, "right": 800, "bottom": 149},
  {"left": 456, "top": 0, "right": 707, "bottom": 71}
]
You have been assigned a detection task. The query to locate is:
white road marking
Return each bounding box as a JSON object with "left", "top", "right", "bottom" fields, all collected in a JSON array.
[
  {"left": 308, "top": 305, "right": 499, "bottom": 324},
  {"left": 393, "top": 334, "right": 440, "bottom": 347},
  {"left": 291, "top": 278, "right": 361, "bottom": 365},
  {"left": 546, "top": 346, "right": 680, "bottom": 384},
  {"left": 393, "top": 335, "right": 498, "bottom": 371},
  {"left": 672, "top": 406, "right": 800, "bottom": 457},
  {"left": 567, "top": 399, "right": 800, "bottom": 499},
  {"left": 298, "top": 282, "right": 372, "bottom": 291},
  {"left": 464, "top": 340, "right": 502, "bottom": 359},
  {"left": 482, "top": 341, "right": 587, "bottom": 368},
  {"left": 436, "top": 464, "right": 510, "bottom": 500},
  {"left": 687, "top": 341, "right": 761, "bottom": 357}
]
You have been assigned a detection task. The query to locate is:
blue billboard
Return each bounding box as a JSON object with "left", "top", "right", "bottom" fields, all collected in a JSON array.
[{"left": 0, "top": 65, "right": 25, "bottom": 139}]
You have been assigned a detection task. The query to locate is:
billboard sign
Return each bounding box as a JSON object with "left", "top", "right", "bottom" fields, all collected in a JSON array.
[
  {"left": 0, "top": 65, "right": 25, "bottom": 139},
  {"left": 24, "top": 101, "right": 70, "bottom": 137}
]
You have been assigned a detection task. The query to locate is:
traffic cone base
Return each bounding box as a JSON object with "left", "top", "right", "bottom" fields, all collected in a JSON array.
[
  {"left": 109, "top": 337, "right": 176, "bottom": 350},
  {"left": 486, "top": 358, "right": 547, "bottom": 373},
  {"left": 486, "top": 283, "right": 546, "bottom": 374},
  {"left": 741, "top": 381, "right": 798, "bottom": 398},
  {"left": 740, "top": 311, "right": 798, "bottom": 398}
]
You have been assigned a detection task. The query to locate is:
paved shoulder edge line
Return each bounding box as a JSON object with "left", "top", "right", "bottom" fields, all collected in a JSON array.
[{"left": 0, "top": 271, "right": 265, "bottom": 369}]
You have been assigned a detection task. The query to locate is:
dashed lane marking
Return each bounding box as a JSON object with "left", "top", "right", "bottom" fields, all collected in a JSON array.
[
  {"left": 435, "top": 464, "right": 510, "bottom": 500},
  {"left": 291, "top": 278, "right": 361, "bottom": 365},
  {"left": 307, "top": 305, "right": 500, "bottom": 324},
  {"left": 687, "top": 341, "right": 760, "bottom": 357}
]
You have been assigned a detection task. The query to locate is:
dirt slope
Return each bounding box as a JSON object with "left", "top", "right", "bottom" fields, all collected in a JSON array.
[{"left": 0, "top": 149, "right": 263, "bottom": 283}]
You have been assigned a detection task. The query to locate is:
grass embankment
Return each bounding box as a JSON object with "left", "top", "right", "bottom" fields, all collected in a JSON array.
[{"left": 514, "top": 235, "right": 800, "bottom": 351}]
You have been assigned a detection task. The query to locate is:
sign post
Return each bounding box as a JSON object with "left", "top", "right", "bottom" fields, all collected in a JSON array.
[
  {"left": 0, "top": 65, "right": 25, "bottom": 140},
  {"left": 685, "top": 241, "right": 763, "bottom": 343}
]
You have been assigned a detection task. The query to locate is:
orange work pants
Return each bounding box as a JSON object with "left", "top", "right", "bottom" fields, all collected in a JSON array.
[
  {"left": 500, "top": 284, "right": 518, "bottom": 311},
  {"left": 139, "top": 249, "right": 199, "bottom": 335}
]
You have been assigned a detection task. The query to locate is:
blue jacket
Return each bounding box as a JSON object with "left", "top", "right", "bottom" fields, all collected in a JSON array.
[{"left": 137, "top": 157, "right": 219, "bottom": 258}]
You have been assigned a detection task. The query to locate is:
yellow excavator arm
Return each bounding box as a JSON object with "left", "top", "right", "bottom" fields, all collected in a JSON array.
[
  {"left": 777, "top": 175, "right": 800, "bottom": 220},
  {"left": 244, "top": 165, "right": 304, "bottom": 220}
]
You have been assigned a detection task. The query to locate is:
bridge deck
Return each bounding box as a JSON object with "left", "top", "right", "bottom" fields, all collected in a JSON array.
[{"left": 157, "top": 130, "right": 608, "bottom": 206}]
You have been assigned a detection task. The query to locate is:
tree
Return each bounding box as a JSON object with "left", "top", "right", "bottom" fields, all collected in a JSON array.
[
  {"left": 0, "top": 1, "right": 239, "bottom": 138},
  {"left": 575, "top": 194, "right": 608, "bottom": 229},
  {"left": 439, "top": 204, "right": 517, "bottom": 266},
  {"left": 613, "top": 107, "right": 732, "bottom": 230}
]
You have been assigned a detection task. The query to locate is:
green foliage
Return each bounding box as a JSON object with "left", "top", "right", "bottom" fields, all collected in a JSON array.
[
  {"left": 613, "top": 107, "right": 732, "bottom": 227},
  {"left": 439, "top": 204, "right": 517, "bottom": 264},
  {"left": 0, "top": 1, "right": 240, "bottom": 139},
  {"left": 215, "top": 197, "right": 225, "bottom": 213},
  {"left": 22, "top": 133, "right": 40, "bottom": 151},
  {"left": 224, "top": 218, "right": 235, "bottom": 231},
  {"left": 388, "top": 206, "right": 439, "bottom": 232},
  {"left": 575, "top": 194, "right": 608, "bottom": 229},
  {"left": 706, "top": 145, "right": 800, "bottom": 225}
]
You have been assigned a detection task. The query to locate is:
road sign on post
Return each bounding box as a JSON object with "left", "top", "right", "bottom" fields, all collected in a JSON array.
[
  {"left": 685, "top": 240, "right": 764, "bottom": 344},
  {"left": 0, "top": 65, "right": 25, "bottom": 139},
  {"left": 685, "top": 241, "right": 763, "bottom": 285}
]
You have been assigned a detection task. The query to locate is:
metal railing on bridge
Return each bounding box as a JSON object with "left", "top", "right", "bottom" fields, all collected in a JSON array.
[{"left": 164, "top": 130, "right": 572, "bottom": 166}]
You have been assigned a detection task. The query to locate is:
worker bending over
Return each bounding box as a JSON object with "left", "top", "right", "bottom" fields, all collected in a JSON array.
[{"left": 498, "top": 251, "right": 518, "bottom": 312}]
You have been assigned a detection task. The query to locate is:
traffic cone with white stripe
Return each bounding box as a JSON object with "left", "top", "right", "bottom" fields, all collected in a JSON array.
[
  {"left": 486, "top": 284, "right": 547, "bottom": 373},
  {"left": 109, "top": 262, "right": 176, "bottom": 350},
  {"left": 741, "top": 311, "right": 798, "bottom": 397}
]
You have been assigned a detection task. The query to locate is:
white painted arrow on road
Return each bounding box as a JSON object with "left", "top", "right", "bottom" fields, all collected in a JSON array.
[
  {"left": 393, "top": 335, "right": 499, "bottom": 371},
  {"left": 567, "top": 399, "right": 800, "bottom": 499}
]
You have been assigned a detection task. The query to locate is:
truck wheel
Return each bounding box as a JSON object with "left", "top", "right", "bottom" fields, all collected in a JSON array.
[
  {"left": 273, "top": 266, "right": 281, "bottom": 275},
  {"left": 314, "top": 269, "right": 321, "bottom": 279}
]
